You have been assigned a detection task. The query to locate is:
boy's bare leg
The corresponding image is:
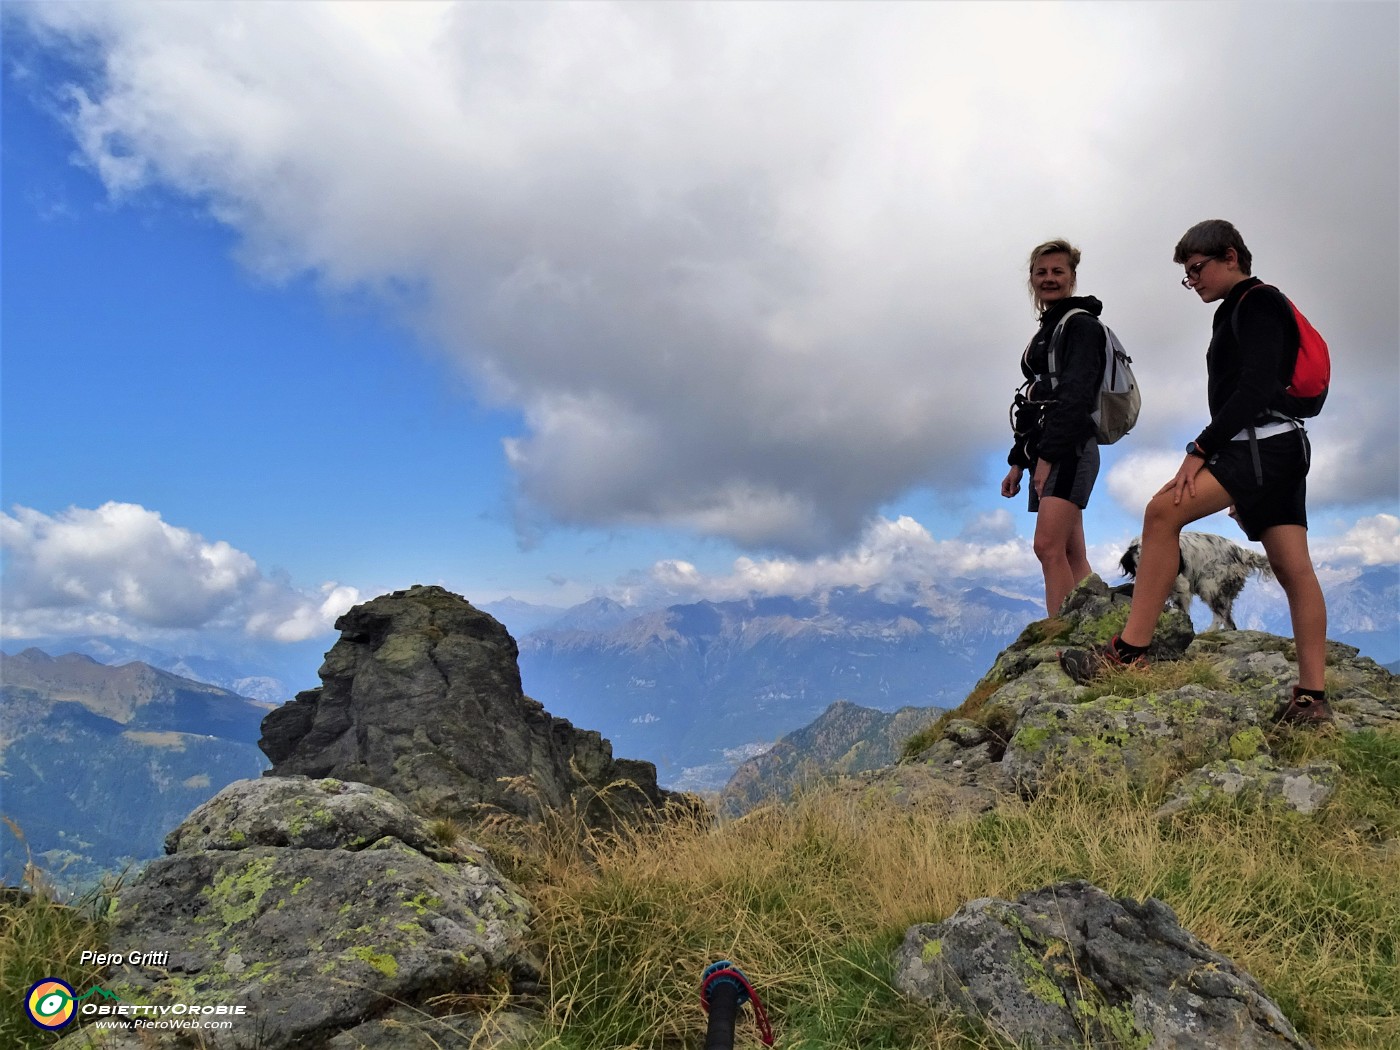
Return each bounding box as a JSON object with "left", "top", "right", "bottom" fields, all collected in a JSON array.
[
  {"left": 1119, "top": 469, "right": 1234, "bottom": 648},
  {"left": 1260, "top": 524, "right": 1327, "bottom": 691}
]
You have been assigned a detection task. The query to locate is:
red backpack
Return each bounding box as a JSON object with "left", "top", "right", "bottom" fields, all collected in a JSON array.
[{"left": 1234, "top": 284, "right": 1330, "bottom": 418}]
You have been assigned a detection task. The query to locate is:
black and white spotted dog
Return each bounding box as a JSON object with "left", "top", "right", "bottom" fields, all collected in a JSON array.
[{"left": 1119, "top": 531, "right": 1274, "bottom": 632}]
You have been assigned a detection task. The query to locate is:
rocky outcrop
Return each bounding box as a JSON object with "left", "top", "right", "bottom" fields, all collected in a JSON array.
[
  {"left": 846, "top": 576, "right": 1398, "bottom": 816},
  {"left": 894, "top": 880, "right": 1311, "bottom": 1049},
  {"left": 45, "top": 577, "right": 1397, "bottom": 1050},
  {"left": 58, "top": 777, "right": 537, "bottom": 1050},
  {"left": 259, "top": 585, "right": 675, "bottom": 827},
  {"left": 1000, "top": 682, "right": 1262, "bottom": 794}
]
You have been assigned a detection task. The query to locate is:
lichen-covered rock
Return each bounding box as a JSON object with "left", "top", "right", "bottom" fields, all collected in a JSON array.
[
  {"left": 894, "top": 880, "right": 1312, "bottom": 1049},
  {"left": 829, "top": 577, "right": 1398, "bottom": 829},
  {"left": 259, "top": 585, "right": 677, "bottom": 828},
  {"left": 940, "top": 717, "right": 991, "bottom": 747},
  {"left": 1155, "top": 756, "right": 1340, "bottom": 820},
  {"left": 1002, "top": 684, "right": 1259, "bottom": 793},
  {"left": 991, "top": 575, "right": 1195, "bottom": 680},
  {"left": 95, "top": 776, "right": 535, "bottom": 1050},
  {"left": 1059, "top": 575, "right": 1196, "bottom": 648},
  {"left": 1188, "top": 631, "right": 1400, "bottom": 729},
  {"left": 164, "top": 776, "right": 457, "bottom": 858}
]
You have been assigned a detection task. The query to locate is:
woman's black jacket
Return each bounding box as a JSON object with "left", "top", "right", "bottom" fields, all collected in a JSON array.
[{"left": 1007, "top": 295, "right": 1107, "bottom": 469}]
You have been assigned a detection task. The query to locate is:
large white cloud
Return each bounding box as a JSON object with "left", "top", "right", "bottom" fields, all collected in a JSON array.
[
  {"left": 609, "top": 510, "right": 1400, "bottom": 611},
  {"left": 11, "top": 1, "right": 1397, "bottom": 552},
  {"left": 1312, "top": 514, "right": 1400, "bottom": 569},
  {"left": 0, "top": 502, "right": 359, "bottom": 642},
  {"left": 623, "top": 514, "right": 1040, "bottom": 605}
]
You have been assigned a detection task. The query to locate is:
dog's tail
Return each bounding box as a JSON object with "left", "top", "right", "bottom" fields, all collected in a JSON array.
[{"left": 1245, "top": 549, "right": 1275, "bottom": 582}]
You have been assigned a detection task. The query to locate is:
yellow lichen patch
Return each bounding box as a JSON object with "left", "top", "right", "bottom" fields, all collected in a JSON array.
[
  {"left": 201, "top": 855, "right": 279, "bottom": 927},
  {"left": 348, "top": 946, "right": 399, "bottom": 978}
]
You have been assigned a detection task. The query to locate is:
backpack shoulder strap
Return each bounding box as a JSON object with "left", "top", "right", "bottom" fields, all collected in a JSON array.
[{"left": 1046, "top": 307, "right": 1093, "bottom": 383}]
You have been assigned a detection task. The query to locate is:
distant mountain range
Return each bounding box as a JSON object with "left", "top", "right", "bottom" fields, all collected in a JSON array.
[
  {"left": 0, "top": 634, "right": 329, "bottom": 703},
  {"left": 1225, "top": 565, "right": 1399, "bottom": 662},
  {"left": 502, "top": 567, "right": 1397, "bottom": 791},
  {"left": 720, "top": 699, "right": 942, "bottom": 814},
  {"left": 514, "top": 584, "right": 1043, "bottom": 790},
  {"left": 0, "top": 649, "right": 270, "bottom": 891}
]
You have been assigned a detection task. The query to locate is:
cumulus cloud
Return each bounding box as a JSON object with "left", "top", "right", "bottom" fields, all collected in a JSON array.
[
  {"left": 626, "top": 514, "right": 1038, "bottom": 605},
  {"left": 1312, "top": 514, "right": 1400, "bottom": 569},
  {"left": 0, "top": 502, "right": 359, "bottom": 642},
  {"left": 612, "top": 509, "right": 1400, "bottom": 611},
  {"left": 11, "top": 2, "right": 1397, "bottom": 552},
  {"left": 1103, "top": 450, "right": 1185, "bottom": 521}
]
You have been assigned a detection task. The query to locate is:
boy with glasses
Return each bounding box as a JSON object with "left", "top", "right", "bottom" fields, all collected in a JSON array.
[{"left": 1060, "top": 219, "right": 1331, "bottom": 725}]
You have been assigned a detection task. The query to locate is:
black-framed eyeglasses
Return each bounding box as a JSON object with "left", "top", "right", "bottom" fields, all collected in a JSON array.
[{"left": 1181, "top": 256, "right": 1219, "bottom": 288}]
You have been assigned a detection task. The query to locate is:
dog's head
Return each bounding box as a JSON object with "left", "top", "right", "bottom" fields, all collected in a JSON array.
[
  {"left": 1119, "top": 537, "right": 1193, "bottom": 581},
  {"left": 1119, "top": 539, "right": 1142, "bottom": 579}
]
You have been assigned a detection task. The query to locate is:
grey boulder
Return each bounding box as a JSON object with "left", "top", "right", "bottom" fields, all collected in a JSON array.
[
  {"left": 91, "top": 776, "right": 535, "bottom": 1050},
  {"left": 894, "top": 880, "right": 1311, "bottom": 1049}
]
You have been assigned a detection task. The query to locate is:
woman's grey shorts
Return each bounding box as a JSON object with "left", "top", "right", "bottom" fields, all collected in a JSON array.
[{"left": 1029, "top": 438, "right": 1100, "bottom": 512}]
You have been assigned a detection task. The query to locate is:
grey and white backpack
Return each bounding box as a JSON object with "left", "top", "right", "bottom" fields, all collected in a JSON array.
[{"left": 1046, "top": 308, "right": 1141, "bottom": 445}]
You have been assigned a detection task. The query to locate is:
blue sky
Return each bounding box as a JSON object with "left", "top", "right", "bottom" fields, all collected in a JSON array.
[
  {"left": 3, "top": 3, "right": 1397, "bottom": 668},
  {"left": 3, "top": 48, "right": 712, "bottom": 613}
]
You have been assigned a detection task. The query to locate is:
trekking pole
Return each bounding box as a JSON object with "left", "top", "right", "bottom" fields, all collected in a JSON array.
[{"left": 699, "top": 960, "right": 774, "bottom": 1049}]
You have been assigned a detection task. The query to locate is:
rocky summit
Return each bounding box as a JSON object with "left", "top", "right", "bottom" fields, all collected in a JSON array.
[
  {"left": 259, "top": 585, "right": 675, "bottom": 827},
  {"left": 831, "top": 575, "right": 1398, "bottom": 822}
]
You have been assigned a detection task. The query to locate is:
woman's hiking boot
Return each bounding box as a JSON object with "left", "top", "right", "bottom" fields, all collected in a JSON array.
[
  {"left": 1058, "top": 634, "right": 1148, "bottom": 684},
  {"left": 1274, "top": 686, "right": 1334, "bottom": 726}
]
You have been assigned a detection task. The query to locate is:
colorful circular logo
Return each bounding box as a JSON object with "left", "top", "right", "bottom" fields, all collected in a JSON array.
[{"left": 25, "top": 978, "right": 76, "bottom": 1030}]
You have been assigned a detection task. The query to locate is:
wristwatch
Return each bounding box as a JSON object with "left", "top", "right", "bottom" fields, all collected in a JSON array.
[{"left": 1185, "top": 441, "right": 1206, "bottom": 458}]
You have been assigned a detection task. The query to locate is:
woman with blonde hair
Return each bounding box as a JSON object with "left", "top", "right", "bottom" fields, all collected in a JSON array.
[{"left": 1003, "top": 238, "right": 1107, "bottom": 616}]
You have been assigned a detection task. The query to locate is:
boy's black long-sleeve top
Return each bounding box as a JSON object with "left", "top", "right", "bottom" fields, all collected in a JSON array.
[{"left": 1194, "top": 277, "right": 1300, "bottom": 456}]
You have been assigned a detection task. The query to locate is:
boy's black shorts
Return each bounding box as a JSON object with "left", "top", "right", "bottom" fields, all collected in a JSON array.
[{"left": 1205, "top": 428, "right": 1310, "bottom": 541}]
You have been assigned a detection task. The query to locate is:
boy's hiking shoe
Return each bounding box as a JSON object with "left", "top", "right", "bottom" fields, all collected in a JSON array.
[
  {"left": 1058, "top": 635, "right": 1148, "bottom": 684},
  {"left": 1274, "top": 687, "right": 1334, "bottom": 727}
]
